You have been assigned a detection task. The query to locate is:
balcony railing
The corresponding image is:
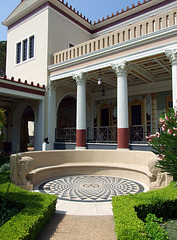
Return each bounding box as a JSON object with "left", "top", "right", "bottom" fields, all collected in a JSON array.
[
  {"left": 55, "top": 128, "right": 76, "bottom": 142},
  {"left": 87, "top": 126, "right": 117, "bottom": 143},
  {"left": 130, "top": 124, "right": 151, "bottom": 143},
  {"left": 55, "top": 125, "right": 152, "bottom": 143},
  {"left": 53, "top": 9, "right": 177, "bottom": 64}
]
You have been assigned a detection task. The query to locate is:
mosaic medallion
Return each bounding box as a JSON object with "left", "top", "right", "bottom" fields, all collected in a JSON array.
[{"left": 39, "top": 175, "right": 145, "bottom": 202}]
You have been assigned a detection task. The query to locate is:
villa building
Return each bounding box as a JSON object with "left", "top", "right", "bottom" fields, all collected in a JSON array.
[{"left": 1, "top": 0, "right": 177, "bottom": 152}]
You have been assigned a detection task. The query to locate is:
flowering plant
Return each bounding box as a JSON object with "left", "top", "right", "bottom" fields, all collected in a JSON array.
[{"left": 146, "top": 108, "right": 177, "bottom": 180}]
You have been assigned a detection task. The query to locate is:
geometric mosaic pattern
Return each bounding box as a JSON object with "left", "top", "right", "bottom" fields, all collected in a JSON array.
[{"left": 39, "top": 175, "right": 145, "bottom": 202}]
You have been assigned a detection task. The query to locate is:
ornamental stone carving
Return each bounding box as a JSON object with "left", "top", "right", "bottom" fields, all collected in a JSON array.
[
  {"left": 111, "top": 61, "right": 130, "bottom": 75},
  {"left": 11, "top": 154, "right": 34, "bottom": 190},
  {"left": 165, "top": 49, "right": 177, "bottom": 64},
  {"left": 72, "top": 72, "right": 89, "bottom": 84},
  {"left": 148, "top": 158, "right": 172, "bottom": 188}
]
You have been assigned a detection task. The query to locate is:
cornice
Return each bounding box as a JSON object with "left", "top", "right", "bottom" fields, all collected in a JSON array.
[{"left": 48, "top": 25, "right": 177, "bottom": 79}]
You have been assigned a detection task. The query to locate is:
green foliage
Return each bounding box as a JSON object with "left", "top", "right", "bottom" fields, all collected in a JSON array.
[
  {"left": 0, "top": 108, "right": 6, "bottom": 141},
  {"left": 147, "top": 108, "right": 177, "bottom": 180},
  {"left": 0, "top": 171, "right": 57, "bottom": 240},
  {"left": 0, "top": 154, "right": 10, "bottom": 167},
  {"left": 0, "top": 163, "right": 10, "bottom": 173},
  {"left": 0, "top": 41, "right": 6, "bottom": 77},
  {"left": 144, "top": 213, "right": 168, "bottom": 239},
  {"left": 112, "top": 182, "right": 177, "bottom": 239}
]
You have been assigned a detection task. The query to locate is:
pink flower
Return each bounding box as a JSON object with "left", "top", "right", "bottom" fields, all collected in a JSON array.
[
  {"left": 167, "top": 129, "right": 173, "bottom": 134},
  {"left": 173, "top": 127, "right": 177, "bottom": 131},
  {"left": 165, "top": 115, "right": 169, "bottom": 121},
  {"left": 155, "top": 132, "right": 161, "bottom": 137}
]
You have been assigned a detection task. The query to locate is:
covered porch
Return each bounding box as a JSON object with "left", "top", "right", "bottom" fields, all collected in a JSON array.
[{"left": 48, "top": 13, "right": 177, "bottom": 150}]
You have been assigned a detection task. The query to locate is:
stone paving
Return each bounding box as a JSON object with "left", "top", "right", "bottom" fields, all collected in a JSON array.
[{"left": 34, "top": 175, "right": 148, "bottom": 216}]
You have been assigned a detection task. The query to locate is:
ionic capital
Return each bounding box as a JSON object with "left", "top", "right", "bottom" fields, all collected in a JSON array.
[
  {"left": 165, "top": 49, "right": 177, "bottom": 64},
  {"left": 111, "top": 61, "right": 130, "bottom": 76}
]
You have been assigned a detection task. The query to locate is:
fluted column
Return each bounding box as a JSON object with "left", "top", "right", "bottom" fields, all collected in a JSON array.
[
  {"left": 112, "top": 61, "right": 129, "bottom": 149},
  {"left": 72, "top": 72, "right": 87, "bottom": 149},
  {"left": 166, "top": 49, "right": 177, "bottom": 107},
  {"left": 48, "top": 80, "right": 57, "bottom": 150}
]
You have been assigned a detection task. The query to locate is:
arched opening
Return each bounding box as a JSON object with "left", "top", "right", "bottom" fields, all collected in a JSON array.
[
  {"left": 56, "top": 96, "right": 76, "bottom": 142},
  {"left": 20, "top": 106, "right": 35, "bottom": 152}
]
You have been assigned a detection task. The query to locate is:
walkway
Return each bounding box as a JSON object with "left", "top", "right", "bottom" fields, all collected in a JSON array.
[{"left": 35, "top": 175, "right": 148, "bottom": 239}]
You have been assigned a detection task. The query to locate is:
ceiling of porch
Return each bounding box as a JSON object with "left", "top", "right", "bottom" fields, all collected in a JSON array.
[{"left": 57, "top": 53, "right": 172, "bottom": 94}]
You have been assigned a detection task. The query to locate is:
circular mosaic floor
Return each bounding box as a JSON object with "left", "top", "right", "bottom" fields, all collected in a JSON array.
[{"left": 38, "top": 175, "right": 145, "bottom": 202}]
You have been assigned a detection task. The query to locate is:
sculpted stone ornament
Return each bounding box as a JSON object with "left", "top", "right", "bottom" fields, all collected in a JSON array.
[
  {"left": 148, "top": 158, "right": 172, "bottom": 188},
  {"left": 11, "top": 154, "right": 33, "bottom": 190}
]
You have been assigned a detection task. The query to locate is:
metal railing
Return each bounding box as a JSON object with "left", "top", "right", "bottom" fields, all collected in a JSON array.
[
  {"left": 130, "top": 124, "right": 151, "bottom": 143},
  {"left": 55, "top": 128, "right": 76, "bottom": 142},
  {"left": 87, "top": 126, "right": 117, "bottom": 143},
  {"left": 55, "top": 125, "right": 152, "bottom": 143}
]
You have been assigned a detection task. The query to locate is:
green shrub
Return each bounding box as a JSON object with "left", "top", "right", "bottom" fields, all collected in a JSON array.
[
  {"left": 112, "top": 182, "right": 177, "bottom": 239},
  {"left": 0, "top": 154, "right": 10, "bottom": 167},
  {"left": 0, "top": 171, "right": 57, "bottom": 240},
  {"left": 144, "top": 213, "right": 168, "bottom": 240}
]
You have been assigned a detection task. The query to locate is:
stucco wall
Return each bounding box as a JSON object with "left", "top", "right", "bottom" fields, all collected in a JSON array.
[{"left": 6, "top": 9, "right": 49, "bottom": 86}]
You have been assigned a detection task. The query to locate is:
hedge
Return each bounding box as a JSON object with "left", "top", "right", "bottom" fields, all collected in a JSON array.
[
  {"left": 0, "top": 171, "right": 57, "bottom": 240},
  {"left": 112, "top": 182, "right": 177, "bottom": 239}
]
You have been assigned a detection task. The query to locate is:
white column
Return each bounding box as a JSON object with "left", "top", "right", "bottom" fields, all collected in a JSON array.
[
  {"left": 35, "top": 100, "right": 44, "bottom": 150},
  {"left": 166, "top": 49, "right": 177, "bottom": 107},
  {"left": 112, "top": 61, "right": 129, "bottom": 149},
  {"left": 47, "top": 81, "right": 57, "bottom": 150},
  {"left": 72, "top": 72, "right": 87, "bottom": 149}
]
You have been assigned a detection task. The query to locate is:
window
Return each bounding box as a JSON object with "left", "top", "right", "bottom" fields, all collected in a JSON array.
[
  {"left": 16, "top": 34, "right": 35, "bottom": 64},
  {"left": 16, "top": 42, "right": 21, "bottom": 64},
  {"left": 23, "top": 39, "right": 27, "bottom": 61},
  {"left": 29, "top": 35, "right": 34, "bottom": 58}
]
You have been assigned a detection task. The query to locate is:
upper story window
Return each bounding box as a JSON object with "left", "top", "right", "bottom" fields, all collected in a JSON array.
[
  {"left": 16, "top": 42, "right": 21, "bottom": 64},
  {"left": 16, "top": 34, "right": 35, "bottom": 64}
]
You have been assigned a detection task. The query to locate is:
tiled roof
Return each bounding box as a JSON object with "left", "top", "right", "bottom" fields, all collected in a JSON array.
[
  {"left": 0, "top": 75, "right": 45, "bottom": 90},
  {"left": 58, "top": 0, "right": 151, "bottom": 25}
]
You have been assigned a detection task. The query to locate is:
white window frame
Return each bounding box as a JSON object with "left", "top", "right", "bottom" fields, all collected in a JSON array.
[{"left": 15, "top": 33, "right": 35, "bottom": 65}]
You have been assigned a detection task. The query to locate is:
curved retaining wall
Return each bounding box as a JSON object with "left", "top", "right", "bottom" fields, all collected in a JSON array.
[{"left": 10, "top": 150, "right": 157, "bottom": 188}]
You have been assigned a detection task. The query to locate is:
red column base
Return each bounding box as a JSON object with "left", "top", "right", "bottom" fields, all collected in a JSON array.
[
  {"left": 117, "top": 128, "right": 129, "bottom": 149},
  {"left": 76, "top": 129, "right": 86, "bottom": 148}
]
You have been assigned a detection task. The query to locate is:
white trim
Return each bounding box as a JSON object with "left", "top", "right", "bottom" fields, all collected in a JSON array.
[
  {"left": 0, "top": 87, "right": 44, "bottom": 101},
  {"left": 49, "top": 25, "right": 177, "bottom": 80},
  {"left": 6, "top": 5, "right": 48, "bottom": 33},
  {"left": 93, "top": 1, "right": 177, "bottom": 37},
  {"left": 14, "top": 33, "right": 36, "bottom": 66}
]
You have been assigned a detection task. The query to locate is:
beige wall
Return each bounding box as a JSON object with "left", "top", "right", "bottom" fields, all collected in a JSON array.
[
  {"left": 6, "top": 9, "right": 49, "bottom": 86},
  {"left": 48, "top": 7, "right": 91, "bottom": 66}
]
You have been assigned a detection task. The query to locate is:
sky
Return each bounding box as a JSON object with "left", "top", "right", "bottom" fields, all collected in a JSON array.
[{"left": 0, "top": 0, "right": 144, "bottom": 41}]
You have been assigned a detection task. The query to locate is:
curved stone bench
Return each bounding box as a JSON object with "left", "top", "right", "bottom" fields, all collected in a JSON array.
[{"left": 10, "top": 150, "right": 159, "bottom": 189}]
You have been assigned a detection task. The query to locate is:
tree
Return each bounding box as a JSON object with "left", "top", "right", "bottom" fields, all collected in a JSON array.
[
  {"left": 0, "top": 41, "right": 7, "bottom": 77},
  {"left": 0, "top": 108, "right": 6, "bottom": 141},
  {"left": 146, "top": 108, "right": 177, "bottom": 180}
]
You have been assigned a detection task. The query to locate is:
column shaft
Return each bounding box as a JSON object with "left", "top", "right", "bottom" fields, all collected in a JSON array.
[
  {"left": 48, "top": 81, "right": 57, "bottom": 150},
  {"left": 73, "top": 72, "right": 87, "bottom": 149},
  {"left": 112, "top": 62, "right": 129, "bottom": 149}
]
